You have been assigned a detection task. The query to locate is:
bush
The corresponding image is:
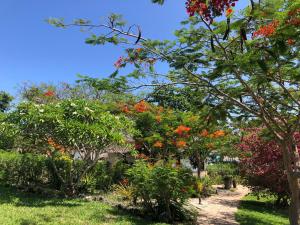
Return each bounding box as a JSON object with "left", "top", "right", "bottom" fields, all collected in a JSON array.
[
  {"left": 127, "top": 160, "right": 196, "bottom": 223},
  {"left": 238, "top": 130, "right": 290, "bottom": 206},
  {"left": 0, "top": 150, "right": 48, "bottom": 188},
  {"left": 207, "top": 162, "right": 239, "bottom": 185},
  {"left": 0, "top": 150, "right": 129, "bottom": 195}
]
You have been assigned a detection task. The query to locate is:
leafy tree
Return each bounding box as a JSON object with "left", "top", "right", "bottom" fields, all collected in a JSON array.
[
  {"left": 0, "top": 91, "right": 13, "bottom": 112},
  {"left": 49, "top": 0, "right": 300, "bottom": 223},
  {"left": 239, "top": 128, "right": 292, "bottom": 206},
  {"left": 9, "top": 99, "right": 135, "bottom": 195}
]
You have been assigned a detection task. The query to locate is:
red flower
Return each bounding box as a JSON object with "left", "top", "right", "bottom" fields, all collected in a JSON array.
[
  {"left": 253, "top": 20, "right": 279, "bottom": 38},
  {"left": 174, "top": 125, "right": 191, "bottom": 136},
  {"left": 44, "top": 90, "right": 55, "bottom": 97},
  {"left": 226, "top": 8, "right": 234, "bottom": 17}
]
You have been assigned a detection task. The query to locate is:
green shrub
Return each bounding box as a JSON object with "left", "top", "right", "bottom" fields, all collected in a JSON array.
[
  {"left": 207, "top": 162, "right": 239, "bottom": 184},
  {"left": 127, "top": 160, "right": 196, "bottom": 223},
  {"left": 0, "top": 150, "right": 131, "bottom": 195},
  {"left": 0, "top": 150, "right": 48, "bottom": 187},
  {"left": 81, "top": 160, "right": 130, "bottom": 192}
]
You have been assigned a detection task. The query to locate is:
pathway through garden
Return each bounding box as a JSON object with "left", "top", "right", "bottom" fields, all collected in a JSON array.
[{"left": 189, "top": 185, "right": 250, "bottom": 225}]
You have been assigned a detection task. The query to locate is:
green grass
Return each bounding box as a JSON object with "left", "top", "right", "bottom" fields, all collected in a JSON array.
[
  {"left": 0, "top": 185, "right": 167, "bottom": 225},
  {"left": 235, "top": 194, "right": 289, "bottom": 225}
]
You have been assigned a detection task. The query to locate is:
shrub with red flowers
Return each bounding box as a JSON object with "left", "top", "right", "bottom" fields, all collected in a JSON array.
[{"left": 238, "top": 129, "right": 300, "bottom": 205}]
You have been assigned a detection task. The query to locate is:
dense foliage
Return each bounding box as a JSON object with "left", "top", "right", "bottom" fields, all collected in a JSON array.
[
  {"left": 8, "top": 99, "right": 135, "bottom": 194},
  {"left": 238, "top": 129, "right": 297, "bottom": 205},
  {"left": 127, "top": 160, "right": 196, "bottom": 223}
]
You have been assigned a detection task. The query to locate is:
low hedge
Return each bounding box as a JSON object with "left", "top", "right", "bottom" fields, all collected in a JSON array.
[
  {"left": 0, "top": 150, "right": 48, "bottom": 187},
  {"left": 0, "top": 150, "right": 128, "bottom": 194}
]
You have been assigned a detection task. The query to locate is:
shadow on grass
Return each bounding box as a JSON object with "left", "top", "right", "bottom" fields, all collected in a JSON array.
[
  {"left": 0, "top": 185, "right": 168, "bottom": 225},
  {"left": 0, "top": 185, "right": 81, "bottom": 208},
  {"left": 90, "top": 207, "right": 165, "bottom": 225},
  {"left": 236, "top": 196, "right": 289, "bottom": 225}
]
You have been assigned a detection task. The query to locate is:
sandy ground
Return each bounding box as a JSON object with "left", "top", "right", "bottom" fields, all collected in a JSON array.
[{"left": 189, "top": 185, "right": 250, "bottom": 225}]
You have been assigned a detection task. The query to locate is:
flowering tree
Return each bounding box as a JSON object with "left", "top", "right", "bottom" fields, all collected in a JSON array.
[
  {"left": 238, "top": 128, "right": 294, "bottom": 205},
  {"left": 10, "top": 99, "right": 135, "bottom": 195},
  {"left": 118, "top": 100, "right": 228, "bottom": 175},
  {"left": 50, "top": 0, "right": 300, "bottom": 223}
]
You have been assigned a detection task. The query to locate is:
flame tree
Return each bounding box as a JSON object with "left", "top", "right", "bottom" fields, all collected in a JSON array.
[{"left": 49, "top": 0, "right": 300, "bottom": 223}]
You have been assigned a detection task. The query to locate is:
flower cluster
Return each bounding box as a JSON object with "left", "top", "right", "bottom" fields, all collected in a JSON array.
[
  {"left": 253, "top": 20, "right": 279, "bottom": 38},
  {"left": 174, "top": 125, "right": 191, "bottom": 136},
  {"left": 176, "top": 140, "right": 187, "bottom": 148},
  {"left": 186, "top": 0, "right": 238, "bottom": 22},
  {"left": 200, "top": 129, "right": 225, "bottom": 138},
  {"left": 134, "top": 100, "right": 149, "bottom": 113},
  {"left": 212, "top": 130, "right": 225, "bottom": 138}
]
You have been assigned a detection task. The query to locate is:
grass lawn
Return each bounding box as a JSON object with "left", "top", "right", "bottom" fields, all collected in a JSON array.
[
  {"left": 0, "top": 185, "right": 167, "bottom": 225},
  {"left": 235, "top": 194, "right": 289, "bottom": 225}
]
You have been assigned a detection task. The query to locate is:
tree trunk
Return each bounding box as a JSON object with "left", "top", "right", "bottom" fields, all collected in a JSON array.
[
  {"left": 281, "top": 138, "right": 300, "bottom": 225},
  {"left": 288, "top": 175, "right": 300, "bottom": 225}
]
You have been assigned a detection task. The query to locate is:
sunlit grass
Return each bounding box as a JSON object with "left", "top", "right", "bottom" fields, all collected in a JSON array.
[
  {"left": 236, "top": 194, "right": 289, "bottom": 225},
  {"left": 0, "top": 185, "right": 167, "bottom": 225}
]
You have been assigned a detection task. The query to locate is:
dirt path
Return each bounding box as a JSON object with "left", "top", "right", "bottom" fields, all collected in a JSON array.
[{"left": 189, "top": 185, "right": 250, "bottom": 225}]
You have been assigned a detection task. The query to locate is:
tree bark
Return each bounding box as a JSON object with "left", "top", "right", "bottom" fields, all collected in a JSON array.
[{"left": 281, "top": 138, "right": 300, "bottom": 225}]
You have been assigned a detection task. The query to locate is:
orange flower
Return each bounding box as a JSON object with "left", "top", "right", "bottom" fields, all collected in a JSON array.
[
  {"left": 226, "top": 8, "right": 233, "bottom": 17},
  {"left": 176, "top": 140, "right": 187, "bottom": 148},
  {"left": 134, "top": 100, "right": 149, "bottom": 113},
  {"left": 153, "top": 141, "right": 163, "bottom": 148},
  {"left": 213, "top": 130, "right": 225, "bottom": 138},
  {"left": 200, "top": 129, "right": 209, "bottom": 137},
  {"left": 174, "top": 125, "right": 191, "bottom": 136},
  {"left": 253, "top": 20, "right": 279, "bottom": 38}
]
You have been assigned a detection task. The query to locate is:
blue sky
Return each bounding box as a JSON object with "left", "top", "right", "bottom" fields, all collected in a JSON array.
[
  {"left": 0, "top": 0, "right": 247, "bottom": 96},
  {"left": 0, "top": 0, "right": 186, "bottom": 95}
]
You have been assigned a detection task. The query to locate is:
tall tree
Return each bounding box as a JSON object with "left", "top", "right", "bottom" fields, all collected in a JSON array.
[{"left": 50, "top": 0, "right": 300, "bottom": 223}]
